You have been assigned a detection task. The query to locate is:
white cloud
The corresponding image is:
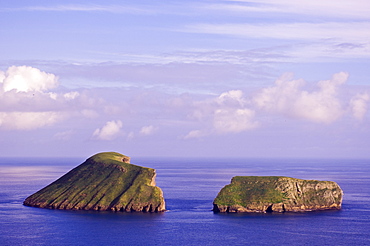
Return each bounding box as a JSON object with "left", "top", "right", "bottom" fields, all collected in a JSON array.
[
  {"left": 1, "top": 66, "right": 58, "bottom": 93},
  {"left": 253, "top": 73, "right": 304, "bottom": 112},
  {"left": 186, "top": 89, "right": 258, "bottom": 138},
  {"left": 0, "top": 66, "right": 62, "bottom": 130},
  {"left": 93, "top": 120, "right": 123, "bottom": 140},
  {"left": 214, "top": 90, "right": 258, "bottom": 133},
  {"left": 64, "top": 91, "right": 80, "bottom": 100},
  {"left": 0, "top": 112, "right": 64, "bottom": 130},
  {"left": 350, "top": 93, "right": 370, "bottom": 121},
  {"left": 185, "top": 72, "right": 367, "bottom": 139},
  {"left": 0, "top": 71, "right": 5, "bottom": 83},
  {"left": 139, "top": 125, "right": 158, "bottom": 136},
  {"left": 213, "top": 108, "right": 258, "bottom": 133},
  {"left": 253, "top": 72, "right": 349, "bottom": 124},
  {"left": 217, "top": 90, "right": 245, "bottom": 106},
  {"left": 48, "top": 92, "right": 58, "bottom": 100},
  {"left": 0, "top": 66, "right": 98, "bottom": 130}
]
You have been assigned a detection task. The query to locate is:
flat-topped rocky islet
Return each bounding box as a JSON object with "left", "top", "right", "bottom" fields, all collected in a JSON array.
[
  {"left": 23, "top": 152, "right": 165, "bottom": 212},
  {"left": 213, "top": 176, "right": 343, "bottom": 213}
]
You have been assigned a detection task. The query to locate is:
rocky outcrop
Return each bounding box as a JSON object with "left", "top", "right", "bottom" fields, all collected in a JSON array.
[
  {"left": 213, "top": 176, "right": 343, "bottom": 213},
  {"left": 24, "top": 152, "right": 165, "bottom": 212}
]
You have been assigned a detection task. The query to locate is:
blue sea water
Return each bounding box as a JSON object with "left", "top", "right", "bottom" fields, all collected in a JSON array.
[{"left": 1, "top": 157, "right": 370, "bottom": 246}]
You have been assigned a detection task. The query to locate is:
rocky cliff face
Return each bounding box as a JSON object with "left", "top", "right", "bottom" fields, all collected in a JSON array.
[
  {"left": 24, "top": 152, "right": 165, "bottom": 212},
  {"left": 213, "top": 176, "right": 343, "bottom": 213}
]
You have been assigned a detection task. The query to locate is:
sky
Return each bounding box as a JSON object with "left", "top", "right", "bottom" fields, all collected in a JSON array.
[{"left": 0, "top": 0, "right": 370, "bottom": 159}]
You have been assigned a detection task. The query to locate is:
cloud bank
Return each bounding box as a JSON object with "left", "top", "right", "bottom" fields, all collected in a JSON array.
[
  {"left": 0, "top": 66, "right": 97, "bottom": 130},
  {"left": 1, "top": 65, "right": 368, "bottom": 146},
  {"left": 185, "top": 72, "right": 369, "bottom": 138},
  {"left": 253, "top": 72, "right": 349, "bottom": 124}
]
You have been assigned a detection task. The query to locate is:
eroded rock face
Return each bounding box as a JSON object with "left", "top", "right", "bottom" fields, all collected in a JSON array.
[
  {"left": 24, "top": 152, "right": 165, "bottom": 212},
  {"left": 213, "top": 176, "right": 343, "bottom": 213}
]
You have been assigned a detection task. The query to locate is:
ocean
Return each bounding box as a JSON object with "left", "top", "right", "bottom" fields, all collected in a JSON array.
[{"left": 1, "top": 157, "right": 369, "bottom": 245}]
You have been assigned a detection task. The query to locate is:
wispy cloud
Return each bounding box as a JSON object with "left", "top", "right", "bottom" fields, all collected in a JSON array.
[
  {"left": 208, "top": 0, "right": 370, "bottom": 20},
  {"left": 8, "top": 1, "right": 368, "bottom": 20},
  {"left": 139, "top": 125, "right": 158, "bottom": 136},
  {"left": 184, "top": 22, "right": 370, "bottom": 42},
  {"left": 0, "top": 4, "right": 155, "bottom": 14},
  {"left": 54, "top": 130, "right": 74, "bottom": 141}
]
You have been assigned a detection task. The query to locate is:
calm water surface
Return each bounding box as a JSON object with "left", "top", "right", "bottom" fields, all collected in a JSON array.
[{"left": 0, "top": 157, "right": 369, "bottom": 245}]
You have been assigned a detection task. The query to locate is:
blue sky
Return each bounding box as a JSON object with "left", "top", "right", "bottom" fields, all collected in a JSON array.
[{"left": 1, "top": 0, "right": 370, "bottom": 158}]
